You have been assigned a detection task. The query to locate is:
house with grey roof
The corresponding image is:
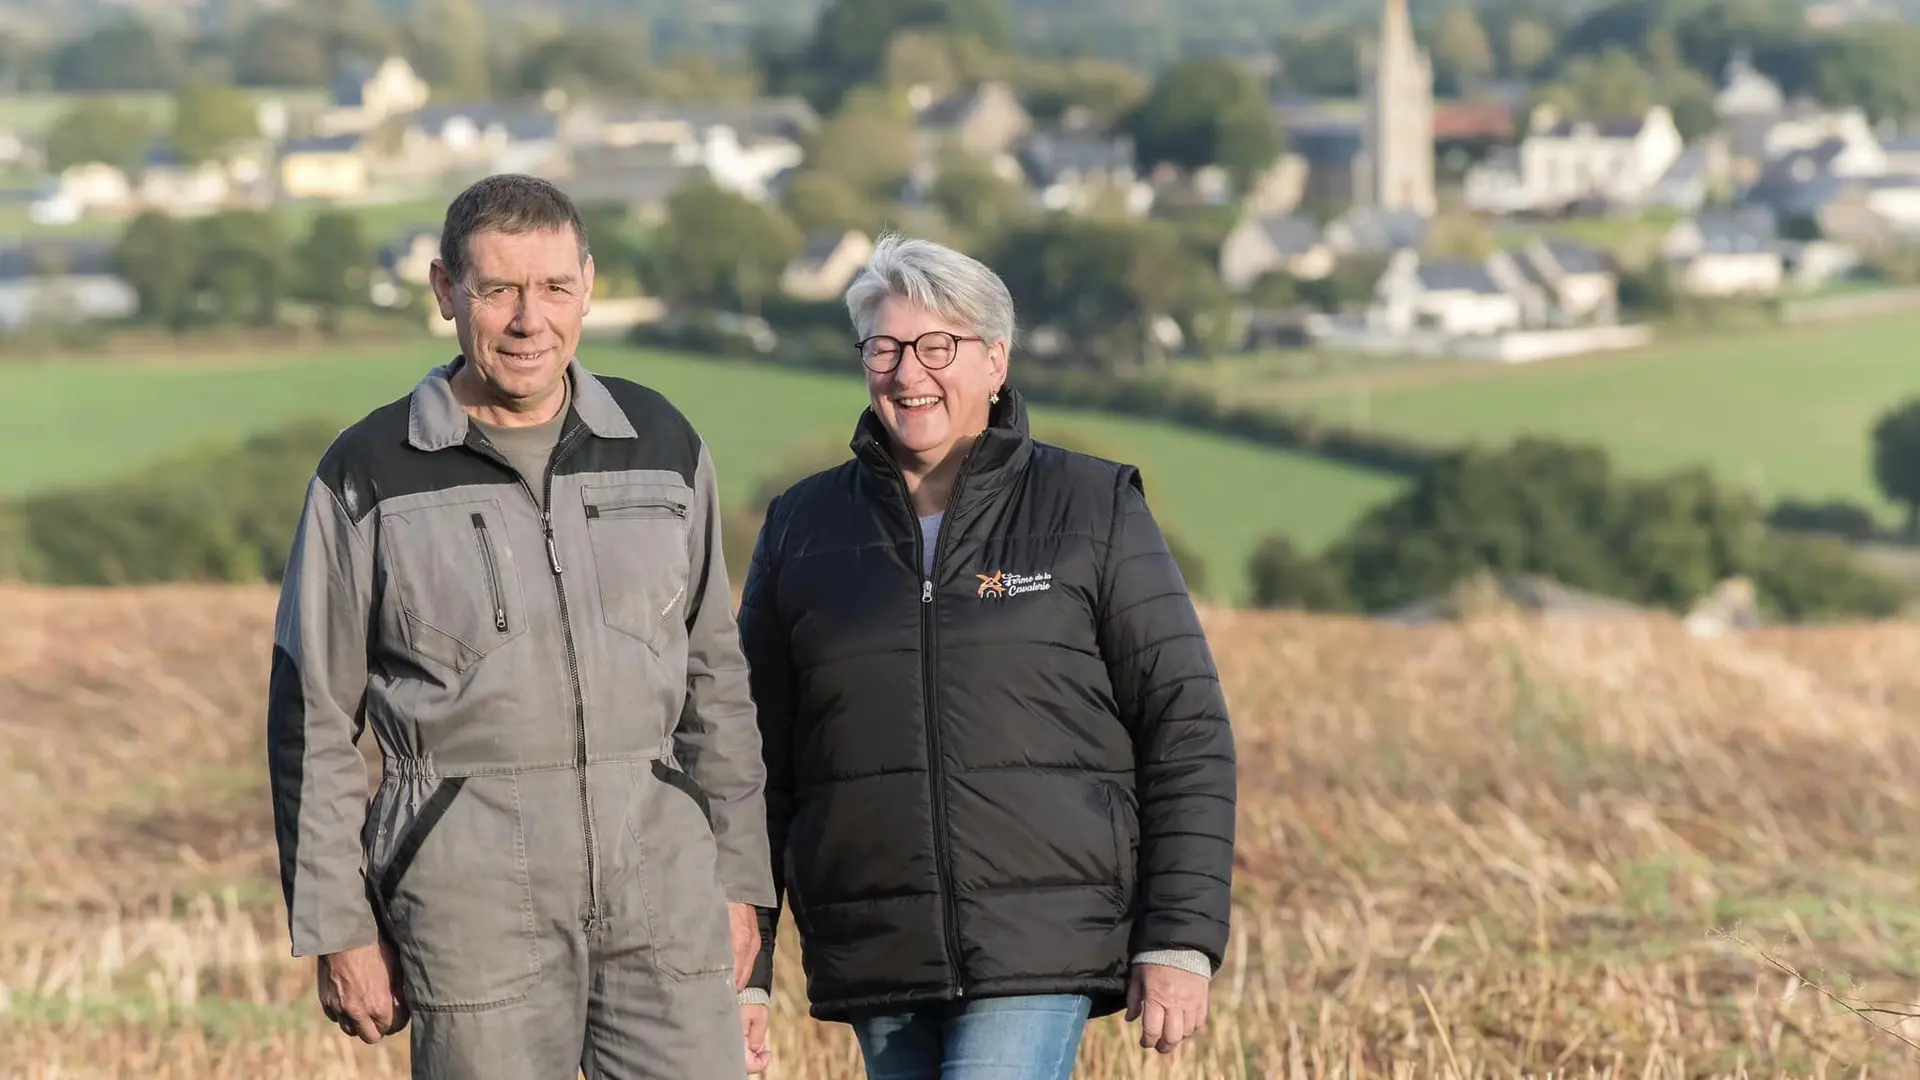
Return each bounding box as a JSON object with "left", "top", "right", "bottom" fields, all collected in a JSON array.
[
  {"left": 1367, "top": 249, "right": 1525, "bottom": 336},
  {"left": 563, "top": 101, "right": 806, "bottom": 202},
  {"left": 1495, "top": 104, "right": 1685, "bottom": 212},
  {"left": 1509, "top": 237, "right": 1620, "bottom": 326},
  {"left": 317, "top": 55, "right": 431, "bottom": 137},
  {"left": 135, "top": 143, "right": 232, "bottom": 214},
  {"left": 912, "top": 82, "right": 1032, "bottom": 163},
  {"left": 1649, "top": 140, "right": 1727, "bottom": 212},
  {"left": 395, "top": 103, "right": 565, "bottom": 177},
  {"left": 1878, "top": 130, "right": 1920, "bottom": 175},
  {"left": 1218, "top": 213, "right": 1336, "bottom": 290},
  {"left": 568, "top": 97, "right": 819, "bottom": 149},
  {"left": 368, "top": 228, "right": 439, "bottom": 309},
  {"left": 0, "top": 237, "right": 138, "bottom": 333},
  {"left": 781, "top": 229, "right": 874, "bottom": 301},
  {"left": 278, "top": 133, "right": 369, "bottom": 199},
  {"left": 1013, "top": 130, "right": 1151, "bottom": 215},
  {"left": 1663, "top": 205, "right": 1784, "bottom": 297},
  {"left": 1323, "top": 206, "right": 1429, "bottom": 256}
]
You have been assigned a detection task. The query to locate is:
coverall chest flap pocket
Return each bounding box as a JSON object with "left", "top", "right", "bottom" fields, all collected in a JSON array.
[
  {"left": 367, "top": 773, "right": 542, "bottom": 1011},
  {"left": 379, "top": 498, "right": 527, "bottom": 675},
  {"left": 581, "top": 481, "right": 692, "bottom": 655}
]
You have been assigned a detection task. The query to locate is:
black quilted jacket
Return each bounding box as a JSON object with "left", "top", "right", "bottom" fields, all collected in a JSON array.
[{"left": 738, "top": 387, "right": 1236, "bottom": 1022}]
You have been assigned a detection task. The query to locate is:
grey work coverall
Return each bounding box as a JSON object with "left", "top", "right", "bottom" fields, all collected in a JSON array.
[{"left": 265, "top": 358, "right": 776, "bottom": 1078}]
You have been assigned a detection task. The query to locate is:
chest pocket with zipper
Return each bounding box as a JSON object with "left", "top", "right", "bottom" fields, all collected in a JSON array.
[
  {"left": 379, "top": 497, "right": 528, "bottom": 675},
  {"left": 581, "top": 481, "right": 693, "bottom": 656}
]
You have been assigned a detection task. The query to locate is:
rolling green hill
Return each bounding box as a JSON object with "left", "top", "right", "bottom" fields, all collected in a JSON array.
[
  {"left": 1276, "top": 312, "right": 1920, "bottom": 524},
  {"left": 3, "top": 342, "right": 1404, "bottom": 601}
]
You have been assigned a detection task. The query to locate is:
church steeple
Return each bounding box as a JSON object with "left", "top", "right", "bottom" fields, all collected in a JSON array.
[
  {"left": 1360, "top": 0, "right": 1436, "bottom": 215},
  {"left": 1380, "top": 0, "right": 1415, "bottom": 51}
]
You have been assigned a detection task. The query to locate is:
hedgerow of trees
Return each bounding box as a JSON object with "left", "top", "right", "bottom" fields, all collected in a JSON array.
[{"left": 1246, "top": 435, "right": 1910, "bottom": 621}]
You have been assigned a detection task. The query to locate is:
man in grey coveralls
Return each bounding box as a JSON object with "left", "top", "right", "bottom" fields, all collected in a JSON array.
[{"left": 265, "top": 173, "right": 776, "bottom": 1077}]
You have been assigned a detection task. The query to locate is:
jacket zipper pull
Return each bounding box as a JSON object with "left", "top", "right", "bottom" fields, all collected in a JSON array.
[
  {"left": 544, "top": 510, "right": 563, "bottom": 575},
  {"left": 922, "top": 579, "right": 932, "bottom": 603}
]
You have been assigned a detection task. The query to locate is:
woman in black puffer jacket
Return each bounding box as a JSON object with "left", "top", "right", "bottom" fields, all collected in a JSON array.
[{"left": 734, "top": 233, "right": 1237, "bottom": 1080}]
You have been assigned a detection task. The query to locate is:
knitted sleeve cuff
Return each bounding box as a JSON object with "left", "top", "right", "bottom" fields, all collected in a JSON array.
[
  {"left": 1130, "top": 948, "right": 1215, "bottom": 980},
  {"left": 738, "top": 988, "right": 771, "bottom": 1006}
]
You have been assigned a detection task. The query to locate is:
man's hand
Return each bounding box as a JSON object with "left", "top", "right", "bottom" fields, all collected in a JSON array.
[
  {"left": 742, "top": 1003, "right": 772, "bottom": 1074},
  {"left": 1125, "top": 964, "right": 1209, "bottom": 1055},
  {"left": 728, "top": 902, "right": 760, "bottom": 992},
  {"left": 317, "top": 939, "right": 409, "bottom": 1044}
]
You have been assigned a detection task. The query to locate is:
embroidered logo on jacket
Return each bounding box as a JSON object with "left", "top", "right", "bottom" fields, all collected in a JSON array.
[{"left": 976, "top": 570, "right": 1052, "bottom": 598}]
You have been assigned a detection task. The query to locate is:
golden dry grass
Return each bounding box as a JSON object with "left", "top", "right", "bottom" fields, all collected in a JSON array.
[{"left": 4, "top": 584, "right": 1920, "bottom": 1078}]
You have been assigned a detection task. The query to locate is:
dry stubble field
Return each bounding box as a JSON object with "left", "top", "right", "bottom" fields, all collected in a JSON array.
[{"left": 4, "top": 584, "right": 1920, "bottom": 1079}]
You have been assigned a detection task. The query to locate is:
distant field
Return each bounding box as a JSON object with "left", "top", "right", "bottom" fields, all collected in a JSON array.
[
  {"left": 1, "top": 343, "right": 1404, "bottom": 600},
  {"left": 0, "top": 88, "right": 328, "bottom": 133},
  {"left": 0, "top": 194, "right": 452, "bottom": 241},
  {"left": 1261, "top": 311, "right": 1920, "bottom": 523}
]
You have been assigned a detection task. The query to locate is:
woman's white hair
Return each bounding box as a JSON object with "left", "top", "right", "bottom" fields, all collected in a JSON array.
[{"left": 844, "top": 232, "right": 1017, "bottom": 350}]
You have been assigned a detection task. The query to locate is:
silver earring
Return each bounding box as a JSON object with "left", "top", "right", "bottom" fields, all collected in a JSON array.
[{"left": 990, "top": 389, "right": 1000, "bottom": 404}]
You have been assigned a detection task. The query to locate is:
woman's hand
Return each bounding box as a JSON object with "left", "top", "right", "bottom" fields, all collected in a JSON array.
[{"left": 1126, "top": 964, "right": 1209, "bottom": 1054}]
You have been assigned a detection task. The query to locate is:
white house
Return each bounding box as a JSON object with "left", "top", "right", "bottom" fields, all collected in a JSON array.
[
  {"left": 1472, "top": 104, "right": 1685, "bottom": 212},
  {"left": 370, "top": 228, "right": 440, "bottom": 308},
  {"left": 1013, "top": 130, "right": 1153, "bottom": 216},
  {"left": 693, "top": 122, "right": 805, "bottom": 201},
  {"left": 1664, "top": 207, "right": 1783, "bottom": 297},
  {"left": 781, "top": 230, "right": 875, "bottom": 301},
  {"left": 1763, "top": 104, "right": 1885, "bottom": 173},
  {"left": 562, "top": 101, "right": 810, "bottom": 203},
  {"left": 1217, "top": 213, "right": 1336, "bottom": 290},
  {"left": 395, "top": 104, "right": 564, "bottom": 179},
  {"left": 136, "top": 146, "right": 232, "bottom": 215},
  {"left": 317, "top": 55, "right": 432, "bottom": 136},
  {"left": 47, "top": 162, "right": 134, "bottom": 216},
  {"left": 1509, "top": 237, "right": 1620, "bottom": 325},
  {"left": 1368, "top": 250, "right": 1524, "bottom": 336},
  {"left": 0, "top": 238, "right": 138, "bottom": 333},
  {"left": 1462, "top": 147, "right": 1531, "bottom": 214}
]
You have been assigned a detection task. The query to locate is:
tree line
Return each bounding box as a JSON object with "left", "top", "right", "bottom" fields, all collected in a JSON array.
[
  {"left": 2, "top": 408, "right": 1902, "bottom": 624},
  {"left": 19, "top": 0, "right": 1920, "bottom": 136},
  {"left": 101, "top": 206, "right": 390, "bottom": 336},
  {"left": 1244, "top": 436, "right": 1907, "bottom": 621}
]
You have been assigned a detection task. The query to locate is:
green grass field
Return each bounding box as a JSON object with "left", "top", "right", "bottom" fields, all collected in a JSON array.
[
  {"left": 0, "top": 194, "right": 453, "bottom": 241},
  {"left": 0, "top": 88, "right": 329, "bottom": 134},
  {"left": 1, "top": 343, "right": 1403, "bottom": 601},
  {"left": 1272, "top": 311, "right": 1920, "bottom": 523}
]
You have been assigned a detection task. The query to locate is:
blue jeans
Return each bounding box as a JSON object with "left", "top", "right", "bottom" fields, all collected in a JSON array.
[{"left": 849, "top": 993, "right": 1093, "bottom": 1080}]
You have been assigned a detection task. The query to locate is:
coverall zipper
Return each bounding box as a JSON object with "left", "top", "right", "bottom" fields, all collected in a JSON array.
[
  {"left": 469, "top": 513, "right": 508, "bottom": 632},
  {"left": 470, "top": 425, "right": 602, "bottom": 931}
]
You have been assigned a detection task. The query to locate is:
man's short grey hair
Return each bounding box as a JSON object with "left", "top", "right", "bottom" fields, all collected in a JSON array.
[
  {"left": 845, "top": 233, "right": 1017, "bottom": 349},
  {"left": 440, "top": 173, "right": 589, "bottom": 284}
]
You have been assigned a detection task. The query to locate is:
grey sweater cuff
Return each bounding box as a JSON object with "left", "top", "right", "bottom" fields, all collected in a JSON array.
[
  {"left": 1130, "top": 948, "right": 1215, "bottom": 979},
  {"left": 738, "top": 988, "right": 771, "bottom": 1006}
]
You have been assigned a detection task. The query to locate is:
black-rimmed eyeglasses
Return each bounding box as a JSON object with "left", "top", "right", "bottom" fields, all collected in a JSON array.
[{"left": 856, "top": 331, "right": 982, "bottom": 373}]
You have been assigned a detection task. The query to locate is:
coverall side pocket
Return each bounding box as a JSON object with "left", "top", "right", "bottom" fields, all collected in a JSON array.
[
  {"left": 372, "top": 773, "right": 542, "bottom": 1011},
  {"left": 626, "top": 761, "right": 735, "bottom": 982}
]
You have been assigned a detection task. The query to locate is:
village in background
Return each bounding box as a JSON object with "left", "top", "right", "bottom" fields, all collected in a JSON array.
[{"left": 5, "top": 0, "right": 1920, "bottom": 366}]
